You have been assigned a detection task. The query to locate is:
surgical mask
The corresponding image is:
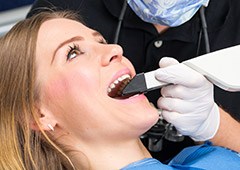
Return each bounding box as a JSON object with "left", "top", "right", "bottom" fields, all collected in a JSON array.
[{"left": 127, "top": 0, "right": 209, "bottom": 27}]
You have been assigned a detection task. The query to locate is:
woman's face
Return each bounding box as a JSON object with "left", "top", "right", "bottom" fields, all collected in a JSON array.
[{"left": 36, "top": 18, "right": 158, "bottom": 142}]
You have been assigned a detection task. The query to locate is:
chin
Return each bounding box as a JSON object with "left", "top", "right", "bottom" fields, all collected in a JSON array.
[{"left": 135, "top": 107, "right": 159, "bottom": 133}]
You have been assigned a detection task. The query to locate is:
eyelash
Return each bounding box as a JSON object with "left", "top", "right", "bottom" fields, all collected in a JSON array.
[
  {"left": 99, "top": 38, "right": 107, "bottom": 44},
  {"left": 67, "top": 43, "right": 83, "bottom": 61},
  {"left": 66, "top": 39, "right": 106, "bottom": 61}
]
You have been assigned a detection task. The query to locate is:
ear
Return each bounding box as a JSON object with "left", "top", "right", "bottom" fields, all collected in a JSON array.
[{"left": 30, "top": 106, "right": 57, "bottom": 132}]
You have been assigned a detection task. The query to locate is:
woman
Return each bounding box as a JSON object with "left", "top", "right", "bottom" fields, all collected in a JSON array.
[
  {"left": 0, "top": 11, "right": 239, "bottom": 170},
  {"left": 27, "top": 1, "right": 240, "bottom": 162}
]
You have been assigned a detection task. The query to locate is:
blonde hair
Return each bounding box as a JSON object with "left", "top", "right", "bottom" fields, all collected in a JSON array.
[{"left": 0, "top": 11, "right": 81, "bottom": 170}]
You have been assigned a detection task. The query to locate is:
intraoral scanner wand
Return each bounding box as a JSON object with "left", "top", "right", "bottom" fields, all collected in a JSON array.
[{"left": 122, "top": 45, "right": 240, "bottom": 96}]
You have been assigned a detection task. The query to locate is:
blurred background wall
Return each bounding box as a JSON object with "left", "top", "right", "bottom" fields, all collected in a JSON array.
[{"left": 0, "top": 0, "right": 35, "bottom": 36}]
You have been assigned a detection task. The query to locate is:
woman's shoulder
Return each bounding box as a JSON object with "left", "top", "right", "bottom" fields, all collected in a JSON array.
[
  {"left": 169, "top": 141, "right": 240, "bottom": 170},
  {"left": 121, "top": 158, "right": 174, "bottom": 170}
]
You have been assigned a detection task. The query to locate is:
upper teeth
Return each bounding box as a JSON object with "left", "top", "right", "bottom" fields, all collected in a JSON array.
[{"left": 107, "top": 74, "right": 131, "bottom": 95}]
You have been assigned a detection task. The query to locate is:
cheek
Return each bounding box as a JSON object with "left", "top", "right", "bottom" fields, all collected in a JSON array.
[{"left": 41, "top": 70, "right": 97, "bottom": 105}]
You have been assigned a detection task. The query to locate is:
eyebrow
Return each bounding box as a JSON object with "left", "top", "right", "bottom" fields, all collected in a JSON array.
[{"left": 51, "top": 31, "right": 103, "bottom": 64}]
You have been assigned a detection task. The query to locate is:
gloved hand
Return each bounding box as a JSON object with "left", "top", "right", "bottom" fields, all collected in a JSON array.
[{"left": 155, "top": 57, "right": 220, "bottom": 141}]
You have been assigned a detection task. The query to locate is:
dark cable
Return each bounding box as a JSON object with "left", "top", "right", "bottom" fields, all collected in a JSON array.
[
  {"left": 196, "top": 29, "right": 202, "bottom": 56},
  {"left": 113, "top": 0, "right": 128, "bottom": 44},
  {"left": 199, "top": 6, "right": 210, "bottom": 53}
]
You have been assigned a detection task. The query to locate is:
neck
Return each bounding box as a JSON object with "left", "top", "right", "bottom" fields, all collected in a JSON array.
[
  {"left": 153, "top": 24, "right": 169, "bottom": 34},
  {"left": 69, "top": 138, "right": 152, "bottom": 170}
]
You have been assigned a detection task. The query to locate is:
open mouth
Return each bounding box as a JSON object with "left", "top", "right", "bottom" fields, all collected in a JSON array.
[{"left": 107, "top": 74, "right": 131, "bottom": 99}]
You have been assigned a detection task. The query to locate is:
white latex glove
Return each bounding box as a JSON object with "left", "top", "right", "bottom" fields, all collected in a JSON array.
[{"left": 155, "top": 57, "right": 220, "bottom": 141}]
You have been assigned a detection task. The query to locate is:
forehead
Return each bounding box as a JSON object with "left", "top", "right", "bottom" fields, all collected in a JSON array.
[{"left": 37, "top": 18, "right": 96, "bottom": 44}]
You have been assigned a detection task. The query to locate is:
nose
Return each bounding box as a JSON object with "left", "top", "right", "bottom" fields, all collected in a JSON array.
[{"left": 100, "top": 44, "right": 123, "bottom": 66}]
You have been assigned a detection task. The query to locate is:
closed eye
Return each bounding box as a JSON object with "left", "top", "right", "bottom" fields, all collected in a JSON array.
[{"left": 97, "top": 37, "right": 108, "bottom": 44}]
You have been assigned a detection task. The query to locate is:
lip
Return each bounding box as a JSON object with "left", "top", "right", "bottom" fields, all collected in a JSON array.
[
  {"left": 107, "top": 68, "right": 148, "bottom": 102},
  {"left": 114, "top": 93, "right": 148, "bottom": 103},
  {"left": 108, "top": 67, "right": 134, "bottom": 89}
]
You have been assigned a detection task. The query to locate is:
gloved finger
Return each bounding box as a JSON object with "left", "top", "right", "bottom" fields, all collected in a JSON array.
[
  {"left": 155, "top": 63, "right": 206, "bottom": 88},
  {"left": 159, "top": 57, "right": 179, "bottom": 68},
  {"left": 161, "top": 84, "right": 197, "bottom": 99},
  {"left": 161, "top": 110, "right": 191, "bottom": 136},
  {"left": 157, "top": 97, "right": 196, "bottom": 114},
  {"left": 161, "top": 110, "right": 181, "bottom": 124},
  {"left": 161, "top": 110, "right": 201, "bottom": 134}
]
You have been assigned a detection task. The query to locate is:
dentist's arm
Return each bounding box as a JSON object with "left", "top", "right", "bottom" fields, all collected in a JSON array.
[
  {"left": 211, "top": 107, "right": 240, "bottom": 152},
  {"left": 155, "top": 57, "right": 240, "bottom": 152}
]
